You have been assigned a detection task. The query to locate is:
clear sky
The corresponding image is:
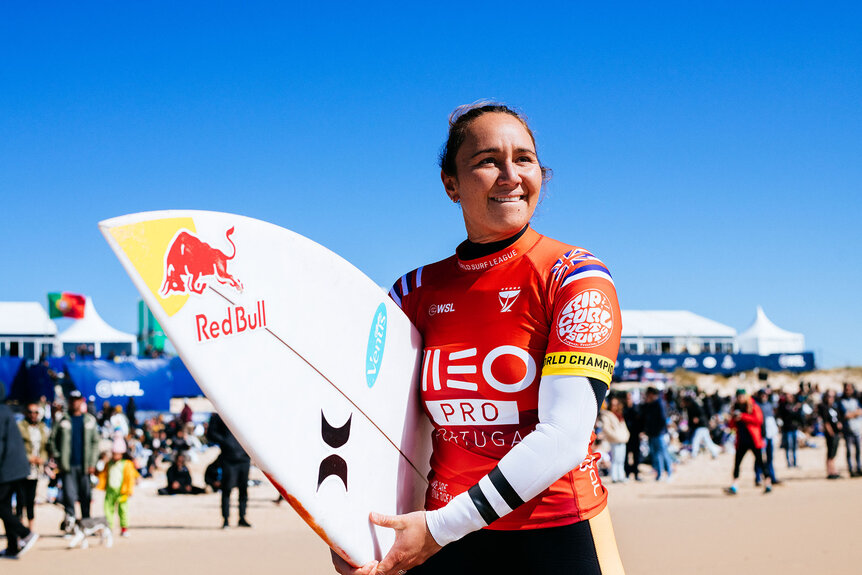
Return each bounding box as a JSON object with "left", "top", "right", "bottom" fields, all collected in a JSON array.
[{"left": 1, "top": 2, "right": 860, "bottom": 367}]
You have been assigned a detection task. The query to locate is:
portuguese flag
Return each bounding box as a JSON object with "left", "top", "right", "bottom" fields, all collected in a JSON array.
[{"left": 48, "top": 292, "right": 86, "bottom": 319}]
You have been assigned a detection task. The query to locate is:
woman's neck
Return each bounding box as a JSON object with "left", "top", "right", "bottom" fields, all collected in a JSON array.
[{"left": 457, "top": 225, "right": 528, "bottom": 261}]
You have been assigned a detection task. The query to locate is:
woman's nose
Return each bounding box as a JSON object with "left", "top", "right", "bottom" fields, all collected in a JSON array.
[{"left": 497, "top": 160, "right": 522, "bottom": 185}]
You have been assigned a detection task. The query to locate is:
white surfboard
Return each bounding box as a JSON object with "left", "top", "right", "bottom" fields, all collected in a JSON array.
[{"left": 99, "top": 210, "right": 432, "bottom": 565}]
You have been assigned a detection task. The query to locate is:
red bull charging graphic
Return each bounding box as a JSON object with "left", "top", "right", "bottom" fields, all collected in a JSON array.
[{"left": 161, "top": 227, "right": 244, "bottom": 296}]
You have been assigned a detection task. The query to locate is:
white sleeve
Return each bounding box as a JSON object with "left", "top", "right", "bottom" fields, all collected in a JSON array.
[{"left": 425, "top": 374, "right": 602, "bottom": 547}]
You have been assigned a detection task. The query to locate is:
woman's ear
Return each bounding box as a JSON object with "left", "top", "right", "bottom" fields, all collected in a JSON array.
[{"left": 441, "top": 169, "right": 459, "bottom": 203}]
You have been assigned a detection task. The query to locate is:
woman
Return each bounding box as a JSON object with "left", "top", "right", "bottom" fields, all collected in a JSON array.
[
  {"left": 725, "top": 390, "right": 772, "bottom": 495},
  {"left": 333, "top": 102, "right": 624, "bottom": 575},
  {"left": 600, "top": 397, "right": 631, "bottom": 483},
  {"left": 16, "top": 402, "right": 50, "bottom": 529}
]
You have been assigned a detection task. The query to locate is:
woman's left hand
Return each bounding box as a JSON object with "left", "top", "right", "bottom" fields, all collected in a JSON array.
[{"left": 370, "top": 511, "right": 442, "bottom": 575}]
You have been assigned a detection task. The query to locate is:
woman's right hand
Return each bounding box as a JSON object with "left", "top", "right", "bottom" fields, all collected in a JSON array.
[{"left": 331, "top": 549, "right": 378, "bottom": 575}]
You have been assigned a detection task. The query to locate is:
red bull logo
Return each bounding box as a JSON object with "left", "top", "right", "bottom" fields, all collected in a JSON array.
[{"left": 161, "top": 227, "right": 243, "bottom": 296}]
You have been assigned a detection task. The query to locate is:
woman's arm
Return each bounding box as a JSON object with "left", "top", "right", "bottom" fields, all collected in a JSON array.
[
  {"left": 425, "top": 374, "right": 604, "bottom": 545},
  {"left": 370, "top": 374, "right": 605, "bottom": 574}
]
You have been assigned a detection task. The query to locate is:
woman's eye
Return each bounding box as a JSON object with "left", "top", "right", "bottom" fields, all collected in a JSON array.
[
  {"left": 477, "top": 157, "right": 496, "bottom": 165},
  {"left": 517, "top": 155, "right": 535, "bottom": 163}
]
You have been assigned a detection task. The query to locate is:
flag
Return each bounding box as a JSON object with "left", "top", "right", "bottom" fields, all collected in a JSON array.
[{"left": 48, "top": 292, "right": 86, "bottom": 319}]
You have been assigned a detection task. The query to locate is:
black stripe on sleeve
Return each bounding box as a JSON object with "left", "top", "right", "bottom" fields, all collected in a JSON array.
[
  {"left": 488, "top": 466, "right": 524, "bottom": 510},
  {"left": 468, "top": 484, "right": 499, "bottom": 525},
  {"left": 588, "top": 377, "right": 609, "bottom": 419}
]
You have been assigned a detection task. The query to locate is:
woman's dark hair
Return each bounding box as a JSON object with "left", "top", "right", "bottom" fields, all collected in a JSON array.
[{"left": 438, "top": 101, "right": 552, "bottom": 184}]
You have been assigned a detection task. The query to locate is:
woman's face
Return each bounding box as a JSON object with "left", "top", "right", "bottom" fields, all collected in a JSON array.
[{"left": 443, "top": 112, "right": 543, "bottom": 243}]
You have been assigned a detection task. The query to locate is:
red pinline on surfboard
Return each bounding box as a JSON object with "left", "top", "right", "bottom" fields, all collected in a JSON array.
[{"left": 206, "top": 284, "right": 429, "bottom": 483}]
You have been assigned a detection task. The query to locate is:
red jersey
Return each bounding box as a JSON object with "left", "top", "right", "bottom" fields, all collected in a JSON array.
[{"left": 390, "top": 227, "right": 622, "bottom": 530}]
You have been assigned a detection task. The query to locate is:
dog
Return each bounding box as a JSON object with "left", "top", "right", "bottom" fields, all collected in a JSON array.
[{"left": 61, "top": 515, "right": 113, "bottom": 549}]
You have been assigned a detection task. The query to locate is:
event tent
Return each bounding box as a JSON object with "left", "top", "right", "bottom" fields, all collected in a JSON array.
[
  {"left": 57, "top": 297, "right": 138, "bottom": 358},
  {"left": 736, "top": 306, "right": 805, "bottom": 355},
  {"left": 620, "top": 310, "right": 737, "bottom": 354},
  {"left": 0, "top": 301, "right": 58, "bottom": 360}
]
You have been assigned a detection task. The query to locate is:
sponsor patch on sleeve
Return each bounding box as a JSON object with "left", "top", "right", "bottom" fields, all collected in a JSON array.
[
  {"left": 542, "top": 352, "right": 615, "bottom": 384},
  {"left": 555, "top": 288, "right": 614, "bottom": 349}
]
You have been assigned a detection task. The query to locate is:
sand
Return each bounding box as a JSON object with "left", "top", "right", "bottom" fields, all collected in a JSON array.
[{"left": 4, "top": 438, "right": 860, "bottom": 575}]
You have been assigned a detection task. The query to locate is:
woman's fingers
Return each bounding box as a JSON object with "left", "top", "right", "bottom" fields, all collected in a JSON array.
[
  {"left": 330, "top": 549, "right": 379, "bottom": 575},
  {"left": 370, "top": 512, "right": 402, "bottom": 530},
  {"left": 374, "top": 511, "right": 440, "bottom": 575}
]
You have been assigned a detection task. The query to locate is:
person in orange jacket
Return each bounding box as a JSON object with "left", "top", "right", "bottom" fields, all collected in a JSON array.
[
  {"left": 96, "top": 436, "right": 139, "bottom": 537},
  {"left": 726, "top": 390, "right": 772, "bottom": 495}
]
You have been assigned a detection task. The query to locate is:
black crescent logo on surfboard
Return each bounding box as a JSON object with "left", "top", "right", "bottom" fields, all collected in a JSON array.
[{"left": 317, "top": 411, "right": 352, "bottom": 491}]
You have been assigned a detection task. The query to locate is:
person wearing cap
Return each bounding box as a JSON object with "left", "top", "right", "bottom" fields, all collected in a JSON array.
[
  {"left": 0, "top": 382, "right": 40, "bottom": 558},
  {"left": 96, "top": 435, "right": 139, "bottom": 537},
  {"left": 48, "top": 390, "right": 101, "bottom": 521}
]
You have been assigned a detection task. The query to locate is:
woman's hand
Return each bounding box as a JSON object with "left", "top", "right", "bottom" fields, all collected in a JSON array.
[
  {"left": 371, "top": 511, "right": 442, "bottom": 575},
  {"left": 330, "top": 549, "right": 378, "bottom": 575}
]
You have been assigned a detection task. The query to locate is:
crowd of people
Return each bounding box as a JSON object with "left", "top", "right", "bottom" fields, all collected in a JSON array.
[
  {"left": 0, "top": 380, "right": 252, "bottom": 560},
  {"left": 594, "top": 380, "right": 862, "bottom": 491},
  {"left": 2, "top": 374, "right": 860, "bottom": 561}
]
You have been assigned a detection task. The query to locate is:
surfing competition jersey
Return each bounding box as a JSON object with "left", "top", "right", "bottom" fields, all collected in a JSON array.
[{"left": 390, "top": 227, "right": 622, "bottom": 530}]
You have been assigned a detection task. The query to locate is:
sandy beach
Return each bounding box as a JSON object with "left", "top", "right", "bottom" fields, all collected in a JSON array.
[{"left": 4, "top": 437, "right": 859, "bottom": 575}]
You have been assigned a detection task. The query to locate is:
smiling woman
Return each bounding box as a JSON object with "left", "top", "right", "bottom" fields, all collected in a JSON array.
[
  {"left": 440, "top": 103, "right": 550, "bottom": 243},
  {"left": 333, "top": 102, "right": 625, "bottom": 575}
]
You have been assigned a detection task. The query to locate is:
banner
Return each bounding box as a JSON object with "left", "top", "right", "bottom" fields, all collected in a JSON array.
[
  {"left": 0, "top": 357, "right": 24, "bottom": 394},
  {"left": 168, "top": 356, "right": 203, "bottom": 397},
  {"left": 66, "top": 358, "right": 173, "bottom": 411},
  {"left": 615, "top": 352, "right": 815, "bottom": 380}
]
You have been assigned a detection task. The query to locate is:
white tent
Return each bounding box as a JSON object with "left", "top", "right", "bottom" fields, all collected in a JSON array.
[
  {"left": 621, "top": 310, "right": 737, "bottom": 339},
  {"left": 57, "top": 297, "right": 137, "bottom": 358},
  {"left": 620, "top": 310, "right": 737, "bottom": 355},
  {"left": 736, "top": 306, "right": 804, "bottom": 355},
  {"left": 0, "top": 302, "right": 57, "bottom": 336},
  {"left": 0, "top": 302, "right": 58, "bottom": 360}
]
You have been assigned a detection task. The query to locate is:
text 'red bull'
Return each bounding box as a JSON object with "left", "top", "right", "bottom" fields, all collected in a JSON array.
[
  {"left": 162, "top": 227, "right": 243, "bottom": 296},
  {"left": 196, "top": 301, "right": 267, "bottom": 342}
]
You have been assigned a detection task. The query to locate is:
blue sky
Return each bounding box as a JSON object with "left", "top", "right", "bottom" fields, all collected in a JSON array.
[{"left": 1, "top": 2, "right": 860, "bottom": 367}]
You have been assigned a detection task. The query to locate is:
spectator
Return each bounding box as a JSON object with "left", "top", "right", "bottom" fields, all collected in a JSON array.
[
  {"left": 179, "top": 399, "right": 193, "bottom": 426},
  {"left": 599, "top": 396, "right": 630, "bottom": 483},
  {"left": 97, "top": 400, "right": 112, "bottom": 429},
  {"left": 754, "top": 390, "right": 780, "bottom": 486},
  {"left": 49, "top": 390, "right": 100, "bottom": 521},
  {"left": 205, "top": 453, "right": 224, "bottom": 493},
  {"left": 820, "top": 390, "right": 843, "bottom": 479},
  {"left": 109, "top": 405, "right": 130, "bottom": 437},
  {"left": 158, "top": 453, "right": 206, "bottom": 495},
  {"left": 837, "top": 382, "right": 862, "bottom": 478},
  {"left": 0, "top": 382, "right": 39, "bottom": 558},
  {"left": 684, "top": 395, "right": 719, "bottom": 459},
  {"left": 168, "top": 427, "right": 191, "bottom": 456},
  {"left": 15, "top": 402, "right": 50, "bottom": 530},
  {"left": 96, "top": 436, "right": 139, "bottom": 538},
  {"left": 207, "top": 413, "right": 252, "bottom": 528},
  {"left": 623, "top": 392, "right": 643, "bottom": 481},
  {"left": 642, "top": 387, "right": 672, "bottom": 481},
  {"left": 126, "top": 397, "right": 138, "bottom": 431},
  {"left": 726, "top": 390, "right": 772, "bottom": 495},
  {"left": 778, "top": 392, "right": 803, "bottom": 468}
]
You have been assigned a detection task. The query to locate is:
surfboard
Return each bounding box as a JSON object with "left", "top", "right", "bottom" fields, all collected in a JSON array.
[{"left": 99, "top": 210, "right": 432, "bottom": 566}]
